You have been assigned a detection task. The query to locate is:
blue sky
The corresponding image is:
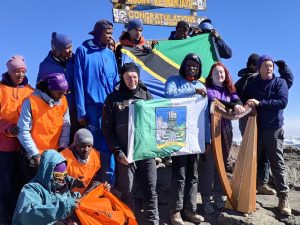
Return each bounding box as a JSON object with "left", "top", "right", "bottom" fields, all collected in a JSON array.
[{"left": 1, "top": 0, "right": 299, "bottom": 137}]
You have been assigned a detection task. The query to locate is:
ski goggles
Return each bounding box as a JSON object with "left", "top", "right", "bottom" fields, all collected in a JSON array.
[{"left": 53, "top": 171, "right": 67, "bottom": 180}]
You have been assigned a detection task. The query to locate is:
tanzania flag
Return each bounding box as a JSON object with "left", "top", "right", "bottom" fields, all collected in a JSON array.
[
  {"left": 127, "top": 96, "right": 207, "bottom": 162},
  {"left": 121, "top": 33, "right": 219, "bottom": 98}
]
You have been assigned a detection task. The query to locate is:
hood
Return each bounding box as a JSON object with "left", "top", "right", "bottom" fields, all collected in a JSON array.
[
  {"left": 82, "top": 39, "right": 106, "bottom": 51},
  {"left": 119, "top": 32, "right": 146, "bottom": 47},
  {"left": 168, "top": 31, "right": 177, "bottom": 40},
  {"left": 1, "top": 72, "right": 28, "bottom": 87},
  {"left": 237, "top": 68, "right": 258, "bottom": 78},
  {"left": 34, "top": 150, "right": 67, "bottom": 191},
  {"left": 179, "top": 53, "right": 202, "bottom": 79}
]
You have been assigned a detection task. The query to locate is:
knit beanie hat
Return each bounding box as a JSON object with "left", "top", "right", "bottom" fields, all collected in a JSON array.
[
  {"left": 72, "top": 128, "right": 94, "bottom": 146},
  {"left": 6, "top": 55, "right": 27, "bottom": 74},
  {"left": 53, "top": 162, "right": 67, "bottom": 173},
  {"left": 257, "top": 55, "right": 274, "bottom": 71},
  {"left": 247, "top": 53, "right": 260, "bottom": 65},
  {"left": 44, "top": 73, "right": 69, "bottom": 91},
  {"left": 89, "top": 19, "right": 113, "bottom": 36},
  {"left": 51, "top": 32, "right": 72, "bottom": 52},
  {"left": 121, "top": 62, "right": 140, "bottom": 77},
  {"left": 176, "top": 20, "right": 189, "bottom": 30},
  {"left": 127, "top": 19, "right": 143, "bottom": 32}
]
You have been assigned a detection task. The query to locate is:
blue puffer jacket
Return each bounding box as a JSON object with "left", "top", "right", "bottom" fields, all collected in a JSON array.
[{"left": 13, "top": 150, "right": 80, "bottom": 225}]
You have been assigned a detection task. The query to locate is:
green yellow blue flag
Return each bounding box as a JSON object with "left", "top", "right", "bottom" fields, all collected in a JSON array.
[
  {"left": 127, "top": 96, "right": 207, "bottom": 162},
  {"left": 121, "top": 33, "right": 219, "bottom": 98}
]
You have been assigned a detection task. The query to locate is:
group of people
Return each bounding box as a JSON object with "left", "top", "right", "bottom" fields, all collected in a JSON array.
[{"left": 0, "top": 16, "right": 294, "bottom": 225}]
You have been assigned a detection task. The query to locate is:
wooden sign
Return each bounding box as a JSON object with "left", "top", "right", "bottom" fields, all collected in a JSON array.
[
  {"left": 112, "top": 8, "right": 206, "bottom": 27},
  {"left": 111, "top": 0, "right": 207, "bottom": 10}
]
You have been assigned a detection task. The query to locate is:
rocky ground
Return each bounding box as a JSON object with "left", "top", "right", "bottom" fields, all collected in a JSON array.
[{"left": 137, "top": 145, "right": 300, "bottom": 225}]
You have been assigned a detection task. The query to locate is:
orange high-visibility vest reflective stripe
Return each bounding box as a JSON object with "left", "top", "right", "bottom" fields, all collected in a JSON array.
[
  {"left": 29, "top": 95, "right": 68, "bottom": 154},
  {"left": 61, "top": 147, "right": 101, "bottom": 194},
  {"left": 0, "top": 83, "right": 33, "bottom": 124}
]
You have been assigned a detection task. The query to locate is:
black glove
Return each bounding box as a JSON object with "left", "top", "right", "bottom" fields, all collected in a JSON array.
[
  {"left": 274, "top": 60, "right": 286, "bottom": 69},
  {"left": 72, "top": 177, "right": 85, "bottom": 188}
]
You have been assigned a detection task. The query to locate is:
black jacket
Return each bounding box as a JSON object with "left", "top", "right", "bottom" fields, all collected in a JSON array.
[{"left": 102, "top": 82, "right": 152, "bottom": 156}]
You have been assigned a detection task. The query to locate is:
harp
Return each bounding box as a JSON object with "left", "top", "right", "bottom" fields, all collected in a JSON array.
[{"left": 210, "top": 99, "right": 257, "bottom": 213}]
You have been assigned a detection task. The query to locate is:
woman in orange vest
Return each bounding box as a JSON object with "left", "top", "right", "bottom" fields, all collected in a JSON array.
[
  {"left": 0, "top": 55, "right": 33, "bottom": 224},
  {"left": 17, "top": 72, "right": 70, "bottom": 185},
  {"left": 61, "top": 128, "right": 102, "bottom": 195}
]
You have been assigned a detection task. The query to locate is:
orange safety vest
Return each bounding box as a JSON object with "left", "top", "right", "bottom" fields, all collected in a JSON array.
[
  {"left": 29, "top": 95, "right": 68, "bottom": 154},
  {"left": 0, "top": 83, "right": 33, "bottom": 124},
  {"left": 61, "top": 147, "right": 101, "bottom": 194},
  {"left": 0, "top": 83, "right": 33, "bottom": 152}
]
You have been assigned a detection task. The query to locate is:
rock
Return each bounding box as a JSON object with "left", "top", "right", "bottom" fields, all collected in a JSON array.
[{"left": 154, "top": 146, "right": 300, "bottom": 225}]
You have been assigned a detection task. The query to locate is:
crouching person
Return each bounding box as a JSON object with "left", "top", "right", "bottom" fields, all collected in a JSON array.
[
  {"left": 13, "top": 150, "right": 84, "bottom": 225},
  {"left": 61, "top": 128, "right": 111, "bottom": 195},
  {"left": 102, "top": 63, "right": 159, "bottom": 225}
]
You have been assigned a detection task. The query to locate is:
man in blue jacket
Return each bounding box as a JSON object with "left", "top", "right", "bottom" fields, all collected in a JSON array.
[
  {"left": 37, "top": 32, "right": 80, "bottom": 144},
  {"left": 74, "top": 19, "right": 119, "bottom": 185},
  {"left": 244, "top": 55, "right": 291, "bottom": 216},
  {"left": 13, "top": 150, "right": 83, "bottom": 225}
]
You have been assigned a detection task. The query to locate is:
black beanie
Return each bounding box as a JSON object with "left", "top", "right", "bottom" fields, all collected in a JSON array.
[
  {"left": 247, "top": 53, "right": 260, "bottom": 68},
  {"left": 121, "top": 62, "right": 140, "bottom": 77}
]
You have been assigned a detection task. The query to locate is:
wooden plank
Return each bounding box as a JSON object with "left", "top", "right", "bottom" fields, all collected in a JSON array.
[
  {"left": 112, "top": 8, "right": 206, "bottom": 27},
  {"left": 111, "top": 0, "right": 207, "bottom": 10}
]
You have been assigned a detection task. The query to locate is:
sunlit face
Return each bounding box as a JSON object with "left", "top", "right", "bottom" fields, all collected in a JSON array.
[
  {"left": 259, "top": 60, "right": 274, "bottom": 80},
  {"left": 175, "top": 26, "right": 189, "bottom": 40},
  {"left": 75, "top": 143, "right": 92, "bottom": 160},
  {"left": 9, "top": 68, "right": 26, "bottom": 85},
  {"left": 99, "top": 28, "right": 113, "bottom": 46},
  {"left": 53, "top": 44, "right": 73, "bottom": 62},
  {"left": 185, "top": 59, "right": 199, "bottom": 81},
  {"left": 123, "top": 71, "right": 139, "bottom": 90},
  {"left": 211, "top": 65, "right": 226, "bottom": 86},
  {"left": 128, "top": 28, "right": 142, "bottom": 41},
  {"left": 49, "top": 90, "right": 67, "bottom": 101}
]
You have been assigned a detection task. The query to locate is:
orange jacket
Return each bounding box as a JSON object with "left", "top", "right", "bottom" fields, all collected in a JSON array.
[
  {"left": 29, "top": 95, "right": 68, "bottom": 154},
  {"left": 61, "top": 147, "right": 101, "bottom": 194},
  {"left": 0, "top": 83, "right": 33, "bottom": 152}
]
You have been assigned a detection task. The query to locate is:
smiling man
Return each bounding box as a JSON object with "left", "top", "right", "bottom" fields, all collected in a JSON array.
[{"left": 244, "top": 55, "right": 291, "bottom": 216}]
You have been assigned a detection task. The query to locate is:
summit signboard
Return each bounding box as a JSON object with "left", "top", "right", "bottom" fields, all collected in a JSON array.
[
  {"left": 111, "top": 0, "right": 207, "bottom": 10},
  {"left": 113, "top": 8, "right": 206, "bottom": 27}
]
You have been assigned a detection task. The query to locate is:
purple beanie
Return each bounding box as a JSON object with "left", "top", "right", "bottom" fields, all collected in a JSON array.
[
  {"left": 51, "top": 32, "right": 72, "bottom": 52},
  {"left": 6, "top": 55, "right": 27, "bottom": 74},
  {"left": 257, "top": 55, "right": 274, "bottom": 71},
  {"left": 127, "top": 19, "right": 143, "bottom": 32},
  {"left": 45, "top": 73, "right": 69, "bottom": 91},
  {"left": 89, "top": 19, "right": 113, "bottom": 36},
  {"left": 54, "top": 162, "right": 67, "bottom": 172}
]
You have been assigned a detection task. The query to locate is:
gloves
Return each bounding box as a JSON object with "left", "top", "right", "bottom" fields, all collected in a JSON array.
[
  {"left": 274, "top": 60, "right": 286, "bottom": 69},
  {"left": 72, "top": 177, "right": 85, "bottom": 188}
]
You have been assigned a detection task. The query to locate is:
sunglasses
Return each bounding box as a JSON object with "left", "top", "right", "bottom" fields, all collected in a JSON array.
[{"left": 53, "top": 171, "right": 67, "bottom": 180}]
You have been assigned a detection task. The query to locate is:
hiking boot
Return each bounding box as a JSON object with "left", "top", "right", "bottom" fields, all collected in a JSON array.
[
  {"left": 257, "top": 184, "right": 277, "bottom": 195},
  {"left": 202, "top": 196, "right": 215, "bottom": 214},
  {"left": 169, "top": 210, "right": 184, "bottom": 225},
  {"left": 278, "top": 193, "right": 292, "bottom": 216},
  {"left": 182, "top": 210, "right": 204, "bottom": 223},
  {"left": 214, "top": 194, "right": 226, "bottom": 209}
]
